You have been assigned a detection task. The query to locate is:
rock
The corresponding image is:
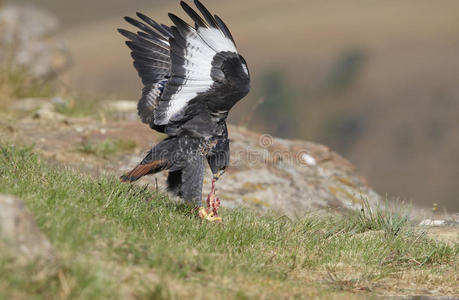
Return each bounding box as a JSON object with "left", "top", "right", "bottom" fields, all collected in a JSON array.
[
  {"left": 419, "top": 219, "right": 448, "bottom": 226},
  {"left": 0, "top": 4, "right": 70, "bottom": 79},
  {"left": 8, "top": 97, "right": 50, "bottom": 112},
  {"left": 199, "top": 126, "right": 382, "bottom": 216},
  {"left": 105, "top": 100, "right": 137, "bottom": 112},
  {"left": 8, "top": 97, "right": 66, "bottom": 121},
  {"left": 121, "top": 122, "right": 382, "bottom": 216},
  {"left": 9, "top": 97, "right": 65, "bottom": 121},
  {"left": 419, "top": 218, "right": 459, "bottom": 227},
  {"left": 33, "top": 104, "right": 64, "bottom": 121},
  {"left": 103, "top": 100, "right": 139, "bottom": 121},
  {"left": 0, "top": 194, "right": 57, "bottom": 265}
]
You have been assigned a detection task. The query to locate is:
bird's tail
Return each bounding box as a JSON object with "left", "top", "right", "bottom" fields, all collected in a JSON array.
[
  {"left": 120, "top": 138, "right": 175, "bottom": 182},
  {"left": 120, "top": 158, "right": 168, "bottom": 182},
  {"left": 121, "top": 135, "right": 206, "bottom": 204}
]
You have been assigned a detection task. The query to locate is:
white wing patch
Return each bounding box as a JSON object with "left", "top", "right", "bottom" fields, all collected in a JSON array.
[
  {"left": 154, "top": 22, "right": 238, "bottom": 126},
  {"left": 242, "top": 63, "right": 249, "bottom": 76},
  {"left": 196, "top": 27, "right": 237, "bottom": 53}
]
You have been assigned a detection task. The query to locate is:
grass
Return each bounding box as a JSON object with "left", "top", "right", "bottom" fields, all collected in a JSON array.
[
  {"left": 52, "top": 94, "right": 101, "bottom": 118},
  {"left": 75, "top": 138, "right": 137, "bottom": 158},
  {"left": 0, "top": 64, "right": 100, "bottom": 118},
  {"left": 0, "top": 67, "right": 54, "bottom": 107},
  {"left": 0, "top": 144, "right": 458, "bottom": 299}
]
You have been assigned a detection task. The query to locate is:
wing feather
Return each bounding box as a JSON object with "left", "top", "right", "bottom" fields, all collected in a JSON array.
[
  {"left": 118, "top": 16, "right": 172, "bottom": 127},
  {"left": 136, "top": 12, "right": 174, "bottom": 38},
  {"left": 194, "top": 0, "right": 219, "bottom": 28},
  {"left": 214, "top": 15, "right": 235, "bottom": 44},
  {"left": 125, "top": 41, "right": 168, "bottom": 59},
  {"left": 120, "top": 1, "right": 250, "bottom": 130},
  {"left": 153, "top": 2, "right": 243, "bottom": 126},
  {"left": 124, "top": 16, "right": 168, "bottom": 42},
  {"left": 180, "top": 1, "right": 208, "bottom": 28}
]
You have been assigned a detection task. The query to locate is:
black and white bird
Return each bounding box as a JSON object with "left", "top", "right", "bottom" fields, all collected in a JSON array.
[{"left": 119, "top": 0, "right": 250, "bottom": 218}]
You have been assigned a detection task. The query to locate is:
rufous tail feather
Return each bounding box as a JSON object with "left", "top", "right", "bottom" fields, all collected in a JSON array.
[{"left": 120, "top": 160, "right": 167, "bottom": 182}]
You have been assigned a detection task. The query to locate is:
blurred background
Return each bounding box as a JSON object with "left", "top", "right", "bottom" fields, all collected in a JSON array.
[{"left": 8, "top": 0, "right": 459, "bottom": 212}]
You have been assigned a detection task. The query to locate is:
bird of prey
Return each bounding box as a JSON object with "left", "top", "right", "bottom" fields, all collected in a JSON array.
[{"left": 119, "top": 0, "right": 250, "bottom": 221}]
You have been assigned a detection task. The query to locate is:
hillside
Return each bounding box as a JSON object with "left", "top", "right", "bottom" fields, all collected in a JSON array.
[
  {"left": 24, "top": 0, "right": 459, "bottom": 211},
  {"left": 1, "top": 14, "right": 458, "bottom": 296},
  {"left": 1, "top": 145, "right": 458, "bottom": 299}
]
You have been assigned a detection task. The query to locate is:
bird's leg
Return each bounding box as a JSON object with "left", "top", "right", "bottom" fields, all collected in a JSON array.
[
  {"left": 206, "top": 178, "right": 215, "bottom": 211},
  {"left": 207, "top": 178, "right": 221, "bottom": 216},
  {"left": 199, "top": 177, "right": 222, "bottom": 223}
]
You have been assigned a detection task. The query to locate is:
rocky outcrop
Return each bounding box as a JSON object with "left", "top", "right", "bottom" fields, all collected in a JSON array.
[
  {"left": 0, "top": 4, "right": 70, "bottom": 78},
  {"left": 3, "top": 100, "right": 382, "bottom": 217},
  {"left": 128, "top": 124, "right": 381, "bottom": 217},
  {"left": 200, "top": 127, "right": 381, "bottom": 216},
  {"left": 0, "top": 194, "right": 56, "bottom": 265}
]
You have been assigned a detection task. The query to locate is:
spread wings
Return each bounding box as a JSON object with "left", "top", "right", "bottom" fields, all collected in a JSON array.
[{"left": 119, "top": 0, "right": 250, "bottom": 132}]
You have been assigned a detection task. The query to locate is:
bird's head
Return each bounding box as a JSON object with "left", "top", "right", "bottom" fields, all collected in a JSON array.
[
  {"left": 207, "top": 136, "right": 230, "bottom": 181},
  {"left": 208, "top": 154, "right": 228, "bottom": 181},
  {"left": 213, "top": 168, "right": 226, "bottom": 181}
]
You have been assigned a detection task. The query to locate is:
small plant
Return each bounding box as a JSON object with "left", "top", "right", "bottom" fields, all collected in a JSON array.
[
  {"left": 76, "top": 138, "right": 137, "bottom": 158},
  {"left": 0, "top": 66, "right": 54, "bottom": 107},
  {"left": 357, "top": 198, "right": 409, "bottom": 236},
  {"left": 53, "top": 95, "right": 100, "bottom": 118},
  {"left": 321, "top": 197, "right": 410, "bottom": 239}
]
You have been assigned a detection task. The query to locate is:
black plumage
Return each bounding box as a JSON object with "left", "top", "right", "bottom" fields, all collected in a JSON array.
[{"left": 119, "top": 0, "right": 250, "bottom": 206}]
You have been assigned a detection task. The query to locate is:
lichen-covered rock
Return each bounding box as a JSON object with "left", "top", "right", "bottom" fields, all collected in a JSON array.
[
  {"left": 0, "top": 194, "right": 56, "bottom": 265},
  {"left": 7, "top": 97, "right": 50, "bottom": 112},
  {"left": 199, "top": 126, "right": 381, "bottom": 216},
  {"left": 0, "top": 4, "right": 69, "bottom": 78}
]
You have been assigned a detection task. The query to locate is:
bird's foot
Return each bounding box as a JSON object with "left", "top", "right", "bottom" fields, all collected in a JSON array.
[
  {"left": 198, "top": 207, "right": 222, "bottom": 223},
  {"left": 199, "top": 178, "right": 222, "bottom": 224}
]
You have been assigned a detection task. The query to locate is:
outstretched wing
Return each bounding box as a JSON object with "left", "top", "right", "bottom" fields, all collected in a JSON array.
[
  {"left": 118, "top": 13, "right": 173, "bottom": 127},
  {"left": 153, "top": 0, "right": 250, "bottom": 126}
]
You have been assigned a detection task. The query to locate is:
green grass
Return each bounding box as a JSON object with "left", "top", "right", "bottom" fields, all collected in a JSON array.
[
  {"left": 52, "top": 94, "right": 101, "bottom": 118},
  {"left": 75, "top": 138, "right": 137, "bottom": 158},
  {"left": 0, "top": 144, "right": 458, "bottom": 299},
  {"left": 0, "top": 67, "right": 54, "bottom": 106}
]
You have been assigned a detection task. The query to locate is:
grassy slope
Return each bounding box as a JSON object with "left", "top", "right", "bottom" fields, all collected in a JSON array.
[{"left": 0, "top": 144, "right": 458, "bottom": 299}]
